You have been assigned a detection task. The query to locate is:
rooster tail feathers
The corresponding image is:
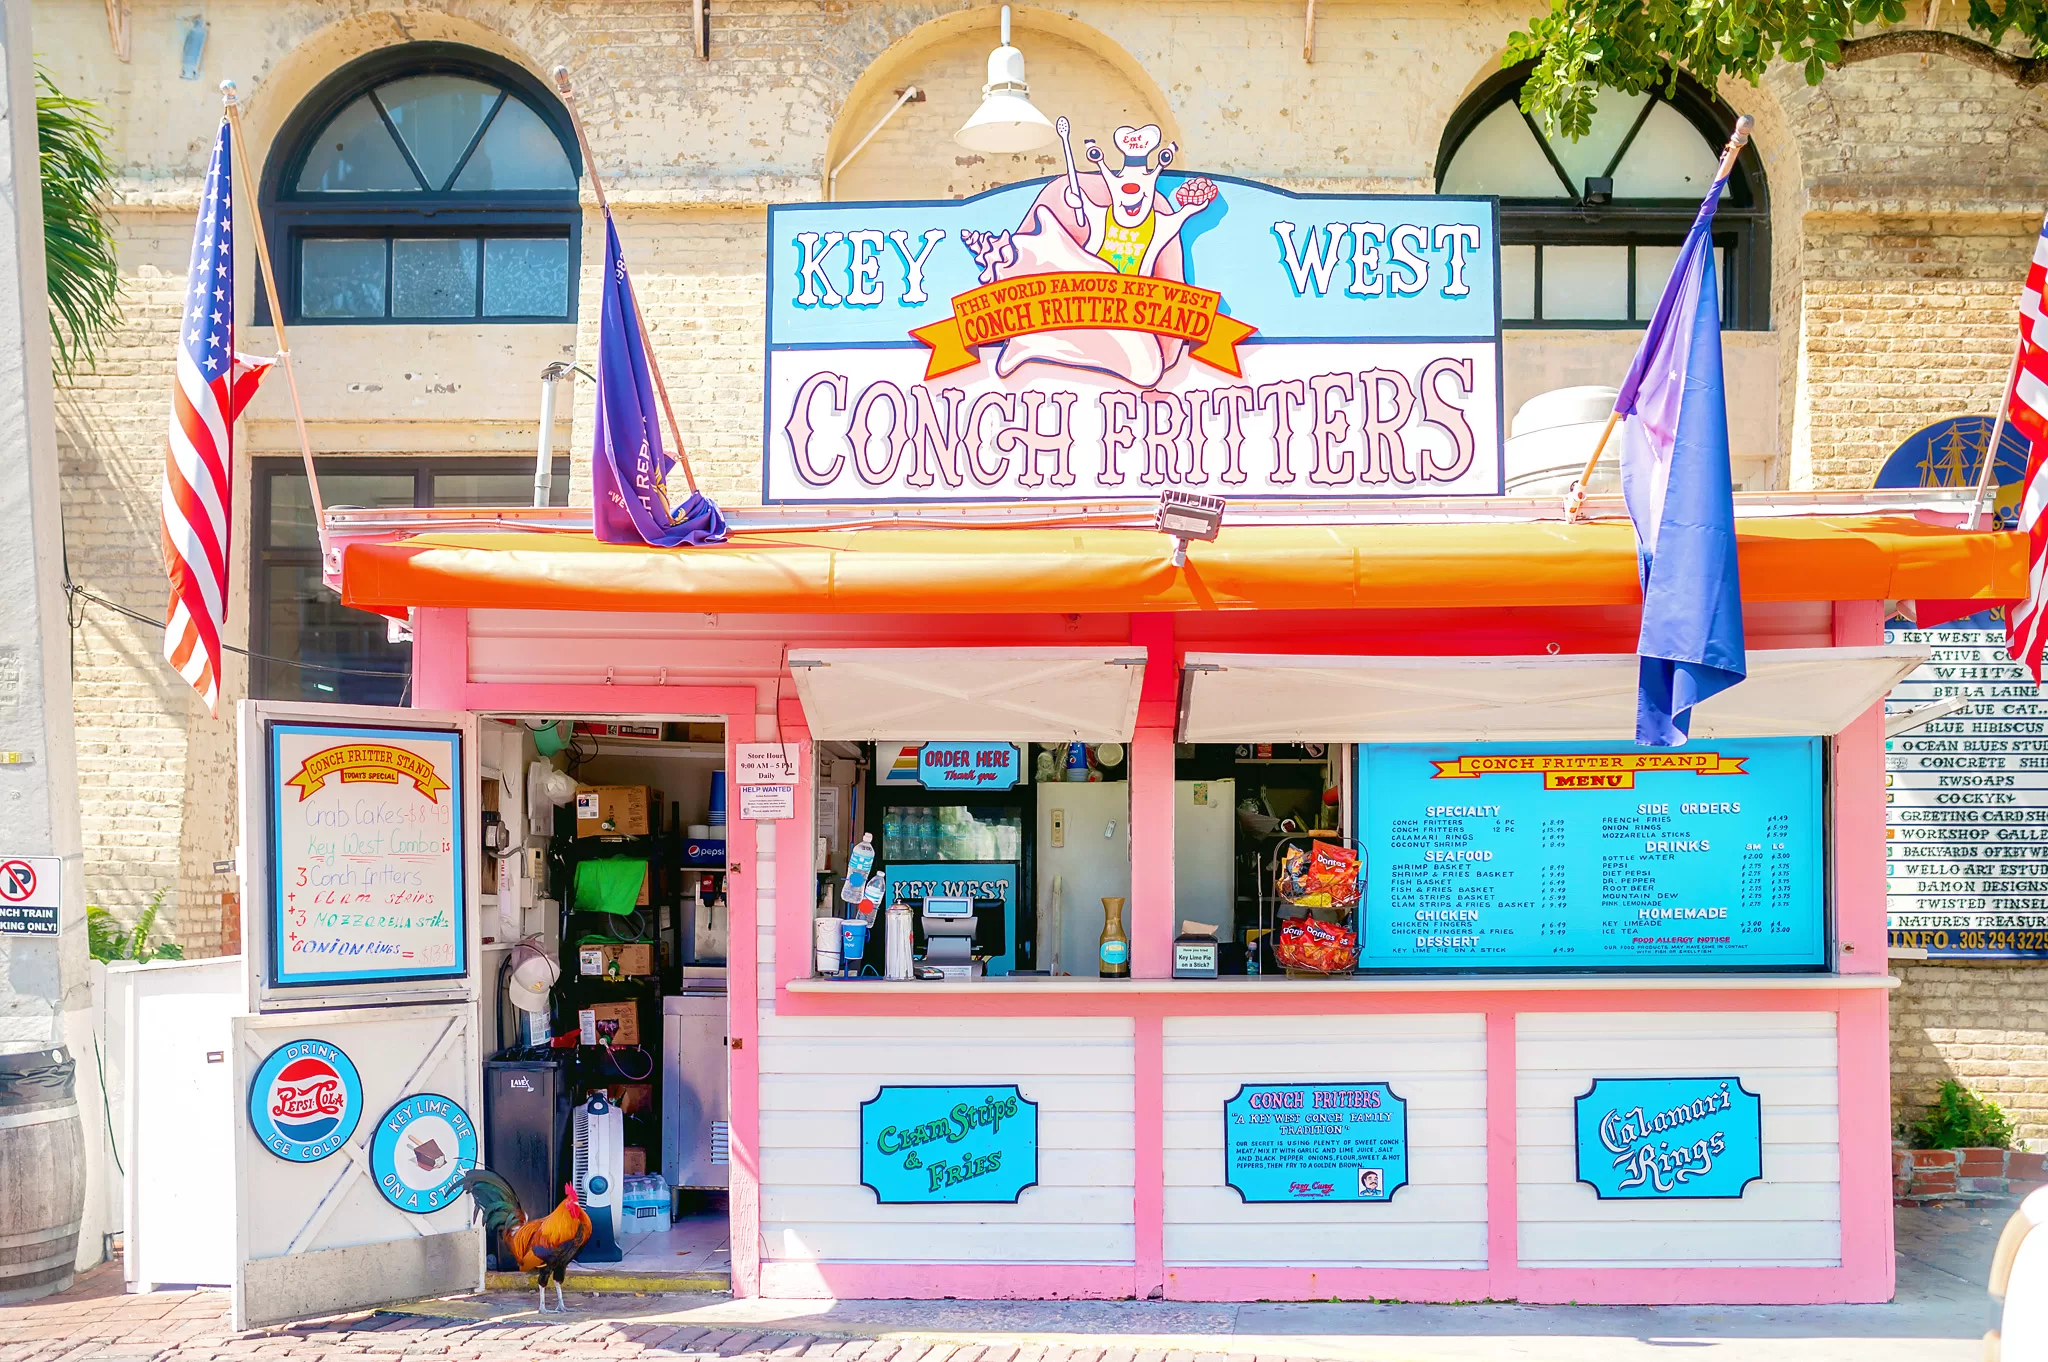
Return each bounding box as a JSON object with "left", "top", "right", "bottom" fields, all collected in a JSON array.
[{"left": 462, "top": 1168, "right": 526, "bottom": 1233}]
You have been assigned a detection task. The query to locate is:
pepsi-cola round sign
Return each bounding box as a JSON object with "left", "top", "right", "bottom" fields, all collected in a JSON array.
[{"left": 249, "top": 1039, "right": 363, "bottom": 1163}]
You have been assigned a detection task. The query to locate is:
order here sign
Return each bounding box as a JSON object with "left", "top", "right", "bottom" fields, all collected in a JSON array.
[{"left": 765, "top": 128, "right": 1501, "bottom": 506}]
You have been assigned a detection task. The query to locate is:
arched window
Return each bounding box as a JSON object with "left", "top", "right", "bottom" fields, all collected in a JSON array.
[
  {"left": 1437, "top": 65, "right": 1767, "bottom": 330},
  {"left": 264, "top": 44, "right": 582, "bottom": 324}
]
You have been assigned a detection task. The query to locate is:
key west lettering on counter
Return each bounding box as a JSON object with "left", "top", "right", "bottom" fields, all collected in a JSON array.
[
  {"left": 1575, "top": 1077, "right": 1763, "bottom": 1200},
  {"left": 765, "top": 125, "right": 1501, "bottom": 504},
  {"left": 1357, "top": 739, "right": 1825, "bottom": 970},
  {"left": 860, "top": 1085, "right": 1040, "bottom": 1204},
  {"left": 266, "top": 721, "right": 467, "bottom": 987}
]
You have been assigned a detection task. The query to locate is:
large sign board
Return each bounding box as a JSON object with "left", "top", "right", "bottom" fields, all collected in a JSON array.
[
  {"left": 859, "top": 1084, "right": 1039, "bottom": 1203},
  {"left": 1223, "top": 1081, "right": 1409, "bottom": 1202},
  {"left": 1357, "top": 739, "right": 1826, "bottom": 970},
  {"left": 1574, "top": 1076, "right": 1763, "bottom": 1199},
  {"left": 1884, "top": 621, "right": 2048, "bottom": 958},
  {"left": 265, "top": 721, "right": 467, "bottom": 988},
  {"left": 766, "top": 129, "right": 1501, "bottom": 505}
]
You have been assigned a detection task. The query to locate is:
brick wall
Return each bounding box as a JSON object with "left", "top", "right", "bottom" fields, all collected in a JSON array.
[{"left": 1892, "top": 962, "right": 2048, "bottom": 1148}]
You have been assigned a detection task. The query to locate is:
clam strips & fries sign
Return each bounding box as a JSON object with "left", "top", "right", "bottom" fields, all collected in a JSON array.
[{"left": 767, "top": 121, "right": 1502, "bottom": 504}]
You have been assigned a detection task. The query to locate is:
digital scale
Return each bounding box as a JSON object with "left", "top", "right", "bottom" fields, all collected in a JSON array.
[{"left": 918, "top": 895, "right": 984, "bottom": 980}]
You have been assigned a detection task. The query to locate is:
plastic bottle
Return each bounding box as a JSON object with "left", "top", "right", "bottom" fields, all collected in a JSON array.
[
  {"left": 861, "top": 870, "right": 887, "bottom": 922},
  {"left": 841, "top": 832, "right": 875, "bottom": 904}
]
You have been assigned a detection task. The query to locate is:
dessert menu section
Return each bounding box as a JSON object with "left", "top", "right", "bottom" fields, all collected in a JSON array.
[{"left": 1358, "top": 739, "right": 1825, "bottom": 970}]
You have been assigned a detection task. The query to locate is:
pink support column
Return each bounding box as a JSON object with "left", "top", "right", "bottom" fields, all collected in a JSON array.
[
  {"left": 409, "top": 607, "right": 468, "bottom": 709},
  {"left": 1484, "top": 1007, "right": 1519, "bottom": 1297},
  {"left": 1129, "top": 615, "right": 1178, "bottom": 979},
  {"left": 1133, "top": 1011, "right": 1165, "bottom": 1299},
  {"left": 726, "top": 708, "right": 765, "bottom": 1298},
  {"left": 775, "top": 697, "right": 818, "bottom": 999},
  {"left": 1832, "top": 600, "right": 1887, "bottom": 974},
  {"left": 1834, "top": 988, "right": 1897, "bottom": 1300}
]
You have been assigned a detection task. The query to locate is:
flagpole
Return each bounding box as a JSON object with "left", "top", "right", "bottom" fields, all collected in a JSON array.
[
  {"left": 1566, "top": 113, "right": 1753, "bottom": 523},
  {"left": 219, "top": 81, "right": 329, "bottom": 564},
  {"left": 551, "top": 65, "right": 701, "bottom": 498},
  {"left": 1965, "top": 336, "right": 2025, "bottom": 530}
]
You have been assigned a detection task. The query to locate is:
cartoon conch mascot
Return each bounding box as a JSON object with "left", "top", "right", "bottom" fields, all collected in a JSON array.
[{"left": 962, "top": 121, "right": 1219, "bottom": 389}]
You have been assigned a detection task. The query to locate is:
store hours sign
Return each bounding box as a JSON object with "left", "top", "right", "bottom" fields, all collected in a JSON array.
[
  {"left": 1885, "top": 622, "right": 2048, "bottom": 958},
  {"left": 765, "top": 123, "right": 1502, "bottom": 506},
  {"left": 1223, "top": 1082, "right": 1409, "bottom": 1202}
]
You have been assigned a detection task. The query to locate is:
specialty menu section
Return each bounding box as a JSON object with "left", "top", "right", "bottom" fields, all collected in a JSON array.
[
  {"left": 1358, "top": 739, "right": 1825, "bottom": 971},
  {"left": 266, "top": 720, "right": 467, "bottom": 987}
]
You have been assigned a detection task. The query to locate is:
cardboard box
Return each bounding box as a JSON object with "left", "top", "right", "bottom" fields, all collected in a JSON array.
[
  {"left": 579, "top": 942, "right": 655, "bottom": 978},
  {"left": 622, "top": 1147, "right": 647, "bottom": 1176},
  {"left": 611, "top": 1085, "right": 654, "bottom": 1119},
  {"left": 576, "top": 785, "right": 661, "bottom": 839},
  {"left": 683, "top": 722, "right": 723, "bottom": 743},
  {"left": 589, "top": 1000, "right": 640, "bottom": 1047}
]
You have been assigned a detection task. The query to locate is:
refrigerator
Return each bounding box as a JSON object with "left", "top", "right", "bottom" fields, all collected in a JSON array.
[
  {"left": 1032, "top": 780, "right": 1234, "bottom": 975},
  {"left": 872, "top": 750, "right": 1032, "bottom": 975}
]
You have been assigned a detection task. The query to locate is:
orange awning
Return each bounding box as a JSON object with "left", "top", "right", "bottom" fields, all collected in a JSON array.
[{"left": 337, "top": 515, "right": 2021, "bottom": 616}]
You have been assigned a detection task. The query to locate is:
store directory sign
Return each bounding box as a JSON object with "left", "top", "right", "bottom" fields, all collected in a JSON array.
[
  {"left": 1357, "top": 739, "right": 1824, "bottom": 970},
  {"left": 1884, "top": 622, "right": 2048, "bottom": 958}
]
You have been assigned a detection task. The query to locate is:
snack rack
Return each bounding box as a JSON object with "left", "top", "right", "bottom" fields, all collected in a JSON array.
[{"left": 1259, "top": 832, "right": 1365, "bottom": 976}]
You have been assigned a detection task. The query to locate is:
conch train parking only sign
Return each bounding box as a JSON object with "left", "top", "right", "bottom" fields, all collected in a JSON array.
[{"left": 765, "top": 120, "right": 1502, "bottom": 504}]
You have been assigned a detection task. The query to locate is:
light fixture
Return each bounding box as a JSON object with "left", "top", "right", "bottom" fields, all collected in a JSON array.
[
  {"left": 1156, "top": 489, "right": 1225, "bottom": 567},
  {"left": 955, "top": 6, "right": 1057, "bottom": 154}
]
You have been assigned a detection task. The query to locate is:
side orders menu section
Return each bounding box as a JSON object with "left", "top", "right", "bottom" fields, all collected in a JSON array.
[{"left": 1357, "top": 739, "right": 1825, "bottom": 971}]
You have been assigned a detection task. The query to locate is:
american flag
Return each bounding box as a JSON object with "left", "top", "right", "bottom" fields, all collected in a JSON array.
[{"left": 162, "top": 117, "right": 270, "bottom": 716}]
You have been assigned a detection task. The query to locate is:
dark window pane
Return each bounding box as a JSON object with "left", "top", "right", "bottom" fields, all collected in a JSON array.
[
  {"left": 482, "top": 238, "right": 571, "bottom": 317},
  {"left": 453, "top": 99, "right": 577, "bottom": 191},
  {"left": 295, "top": 96, "right": 420, "bottom": 193},
  {"left": 300, "top": 239, "right": 387, "bottom": 318},
  {"left": 433, "top": 469, "right": 542, "bottom": 505},
  {"left": 259, "top": 560, "right": 410, "bottom": 705},
  {"left": 267, "top": 470, "right": 417, "bottom": 549},
  {"left": 392, "top": 238, "right": 479, "bottom": 318},
  {"left": 377, "top": 75, "right": 498, "bottom": 190}
]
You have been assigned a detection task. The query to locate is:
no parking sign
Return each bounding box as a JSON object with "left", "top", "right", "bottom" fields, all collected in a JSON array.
[{"left": 0, "top": 854, "right": 59, "bottom": 935}]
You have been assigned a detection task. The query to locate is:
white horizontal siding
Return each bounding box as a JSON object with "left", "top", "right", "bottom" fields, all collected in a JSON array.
[
  {"left": 756, "top": 1015, "right": 1135, "bottom": 1266},
  {"left": 1516, "top": 1011, "right": 1841, "bottom": 1270},
  {"left": 1162, "top": 1014, "right": 1488, "bottom": 1268}
]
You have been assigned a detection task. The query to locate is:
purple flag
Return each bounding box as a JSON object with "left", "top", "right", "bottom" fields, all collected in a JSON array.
[{"left": 593, "top": 216, "right": 727, "bottom": 547}]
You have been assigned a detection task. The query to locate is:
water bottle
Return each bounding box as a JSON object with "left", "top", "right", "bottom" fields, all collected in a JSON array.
[
  {"left": 862, "top": 870, "right": 887, "bottom": 923},
  {"left": 842, "top": 832, "right": 874, "bottom": 904}
]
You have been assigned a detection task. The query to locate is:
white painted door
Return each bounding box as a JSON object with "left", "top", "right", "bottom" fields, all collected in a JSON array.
[{"left": 231, "top": 700, "right": 484, "bottom": 1329}]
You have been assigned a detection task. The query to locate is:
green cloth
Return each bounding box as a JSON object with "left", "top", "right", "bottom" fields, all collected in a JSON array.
[{"left": 573, "top": 858, "right": 647, "bottom": 915}]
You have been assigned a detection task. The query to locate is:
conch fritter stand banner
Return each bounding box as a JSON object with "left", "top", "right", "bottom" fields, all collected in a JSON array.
[{"left": 766, "top": 121, "right": 1501, "bottom": 503}]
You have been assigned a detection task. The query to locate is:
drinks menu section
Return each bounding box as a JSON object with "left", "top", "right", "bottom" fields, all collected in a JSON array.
[
  {"left": 1885, "top": 623, "right": 2048, "bottom": 958},
  {"left": 267, "top": 722, "right": 467, "bottom": 986},
  {"left": 1358, "top": 739, "right": 1825, "bottom": 970}
]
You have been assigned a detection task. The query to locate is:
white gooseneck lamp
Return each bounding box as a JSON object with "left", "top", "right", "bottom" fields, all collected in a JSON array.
[{"left": 955, "top": 6, "right": 1057, "bottom": 153}]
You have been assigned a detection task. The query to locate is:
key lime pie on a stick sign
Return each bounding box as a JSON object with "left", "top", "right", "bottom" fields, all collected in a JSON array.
[{"left": 767, "top": 119, "right": 1502, "bottom": 504}]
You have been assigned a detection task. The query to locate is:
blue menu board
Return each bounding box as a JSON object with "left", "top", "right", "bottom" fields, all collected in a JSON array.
[{"left": 1357, "top": 739, "right": 1825, "bottom": 970}]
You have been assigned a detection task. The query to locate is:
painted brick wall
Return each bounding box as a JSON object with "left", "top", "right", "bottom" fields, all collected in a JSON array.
[{"left": 1892, "top": 963, "right": 2048, "bottom": 1149}]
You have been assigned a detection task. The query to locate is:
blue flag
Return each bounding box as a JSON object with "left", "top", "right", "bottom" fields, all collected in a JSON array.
[
  {"left": 593, "top": 216, "right": 727, "bottom": 547},
  {"left": 1615, "top": 168, "right": 1745, "bottom": 746}
]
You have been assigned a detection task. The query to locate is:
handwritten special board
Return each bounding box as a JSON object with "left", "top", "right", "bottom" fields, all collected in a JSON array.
[
  {"left": 1357, "top": 739, "right": 1825, "bottom": 970},
  {"left": 266, "top": 721, "right": 467, "bottom": 987},
  {"left": 859, "top": 1084, "right": 1039, "bottom": 1203},
  {"left": 1574, "top": 1077, "right": 1762, "bottom": 1199},
  {"left": 1224, "top": 1082, "right": 1409, "bottom": 1202}
]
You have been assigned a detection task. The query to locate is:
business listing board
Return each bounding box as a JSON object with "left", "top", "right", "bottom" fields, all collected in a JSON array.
[
  {"left": 1357, "top": 739, "right": 1825, "bottom": 971},
  {"left": 1885, "top": 622, "right": 2048, "bottom": 958}
]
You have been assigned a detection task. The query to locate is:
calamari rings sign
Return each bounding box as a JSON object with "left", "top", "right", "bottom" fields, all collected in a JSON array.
[
  {"left": 1430, "top": 751, "right": 1748, "bottom": 790},
  {"left": 1574, "top": 1076, "right": 1762, "bottom": 1200},
  {"left": 911, "top": 272, "right": 1258, "bottom": 380},
  {"left": 287, "top": 745, "right": 452, "bottom": 801},
  {"left": 766, "top": 123, "right": 1501, "bottom": 505}
]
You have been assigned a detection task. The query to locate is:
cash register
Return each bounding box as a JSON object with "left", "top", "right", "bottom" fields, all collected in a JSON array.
[{"left": 918, "top": 895, "right": 984, "bottom": 981}]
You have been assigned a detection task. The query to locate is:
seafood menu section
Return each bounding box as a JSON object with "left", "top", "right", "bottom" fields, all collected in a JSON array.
[
  {"left": 266, "top": 721, "right": 468, "bottom": 987},
  {"left": 1885, "top": 623, "right": 2048, "bottom": 958},
  {"left": 1357, "top": 739, "right": 1825, "bottom": 970}
]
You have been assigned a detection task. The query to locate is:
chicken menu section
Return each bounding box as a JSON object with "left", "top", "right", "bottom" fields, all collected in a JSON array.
[
  {"left": 1357, "top": 739, "right": 1825, "bottom": 970},
  {"left": 266, "top": 721, "right": 468, "bottom": 986}
]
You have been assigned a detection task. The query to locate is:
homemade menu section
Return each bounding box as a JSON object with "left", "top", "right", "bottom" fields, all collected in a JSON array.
[
  {"left": 1357, "top": 738, "right": 1824, "bottom": 970},
  {"left": 266, "top": 721, "right": 467, "bottom": 986}
]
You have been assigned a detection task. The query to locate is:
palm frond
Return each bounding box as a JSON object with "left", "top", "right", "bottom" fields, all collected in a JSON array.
[{"left": 36, "top": 68, "right": 120, "bottom": 377}]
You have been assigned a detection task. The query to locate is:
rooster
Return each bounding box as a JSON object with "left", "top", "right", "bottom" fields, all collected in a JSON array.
[{"left": 462, "top": 1171, "right": 592, "bottom": 1312}]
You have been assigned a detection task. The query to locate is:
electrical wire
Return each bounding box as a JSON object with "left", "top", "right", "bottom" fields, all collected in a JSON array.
[{"left": 64, "top": 581, "right": 414, "bottom": 680}]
